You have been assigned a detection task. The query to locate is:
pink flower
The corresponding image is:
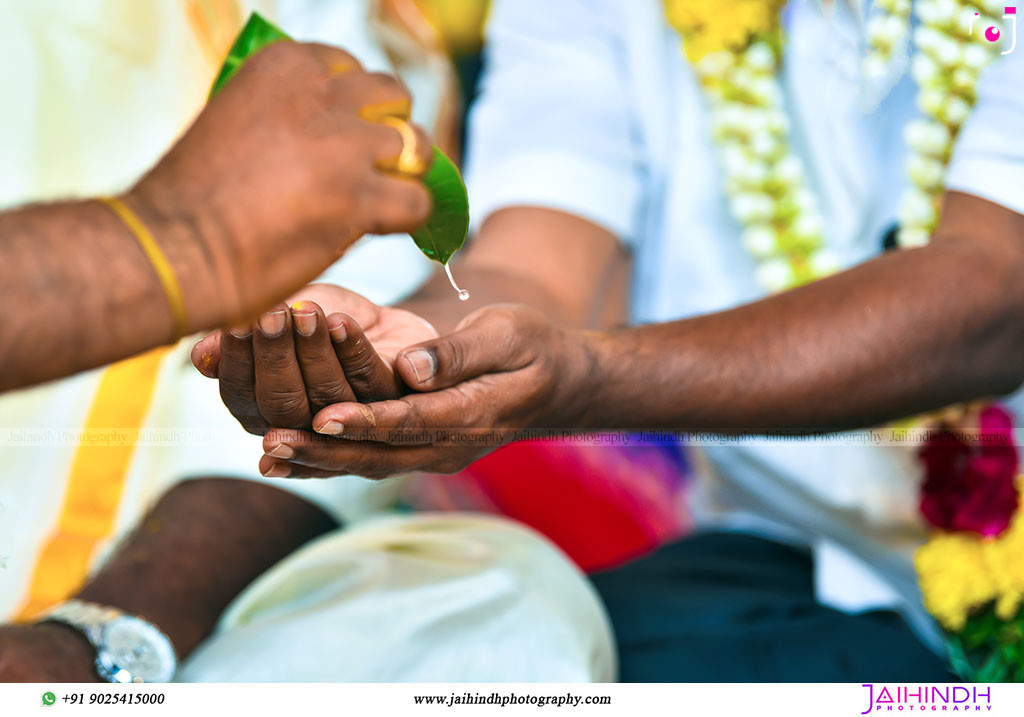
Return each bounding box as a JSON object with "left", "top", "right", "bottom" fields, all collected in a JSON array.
[{"left": 918, "top": 405, "right": 1020, "bottom": 537}]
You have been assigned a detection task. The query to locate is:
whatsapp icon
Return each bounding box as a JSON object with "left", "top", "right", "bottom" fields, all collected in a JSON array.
[{"left": 41, "top": 692, "right": 56, "bottom": 706}]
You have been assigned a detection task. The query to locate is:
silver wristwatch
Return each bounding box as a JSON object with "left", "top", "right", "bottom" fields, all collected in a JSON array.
[{"left": 45, "top": 600, "right": 177, "bottom": 683}]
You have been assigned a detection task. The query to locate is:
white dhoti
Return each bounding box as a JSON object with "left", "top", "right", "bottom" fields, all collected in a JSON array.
[{"left": 179, "top": 514, "right": 617, "bottom": 682}]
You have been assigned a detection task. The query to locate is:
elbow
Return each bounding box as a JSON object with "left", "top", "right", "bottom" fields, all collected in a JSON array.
[
  {"left": 940, "top": 233, "right": 1024, "bottom": 400},
  {"left": 974, "top": 295, "right": 1024, "bottom": 400},
  {"left": 967, "top": 260, "right": 1024, "bottom": 398}
]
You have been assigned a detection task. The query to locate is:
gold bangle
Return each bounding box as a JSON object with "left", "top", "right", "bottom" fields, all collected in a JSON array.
[{"left": 100, "top": 196, "right": 188, "bottom": 341}]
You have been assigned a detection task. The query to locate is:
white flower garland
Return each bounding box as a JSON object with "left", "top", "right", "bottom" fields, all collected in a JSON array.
[
  {"left": 898, "top": 0, "right": 1002, "bottom": 246},
  {"left": 695, "top": 44, "right": 838, "bottom": 292},
  {"left": 697, "top": 0, "right": 1003, "bottom": 291},
  {"left": 865, "top": 0, "right": 914, "bottom": 80}
]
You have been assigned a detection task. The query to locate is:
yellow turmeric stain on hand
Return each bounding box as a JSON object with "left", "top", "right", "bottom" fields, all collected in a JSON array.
[{"left": 358, "top": 405, "right": 377, "bottom": 427}]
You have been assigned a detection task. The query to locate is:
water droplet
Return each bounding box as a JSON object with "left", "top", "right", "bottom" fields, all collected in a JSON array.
[{"left": 444, "top": 263, "right": 470, "bottom": 301}]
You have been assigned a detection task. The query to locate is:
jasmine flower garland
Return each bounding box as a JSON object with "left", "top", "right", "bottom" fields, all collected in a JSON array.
[
  {"left": 899, "top": 0, "right": 1002, "bottom": 246},
  {"left": 665, "top": 0, "right": 838, "bottom": 293},
  {"left": 865, "top": 0, "right": 913, "bottom": 75}
]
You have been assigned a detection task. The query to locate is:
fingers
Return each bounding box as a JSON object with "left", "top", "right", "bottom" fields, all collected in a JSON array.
[
  {"left": 218, "top": 324, "right": 268, "bottom": 435},
  {"left": 260, "top": 429, "right": 342, "bottom": 478},
  {"left": 191, "top": 331, "right": 222, "bottom": 378},
  {"left": 253, "top": 42, "right": 362, "bottom": 79},
  {"left": 216, "top": 298, "right": 402, "bottom": 435},
  {"left": 304, "top": 43, "right": 363, "bottom": 78},
  {"left": 327, "top": 313, "right": 403, "bottom": 401},
  {"left": 260, "top": 428, "right": 464, "bottom": 479},
  {"left": 290, "top": 301, "right": 357, "bottom": 412},
  {"left": 395, "top": 307, "right": 534, "bottom": 392},
  {"left": 311, "top": 390, "right": 482, "bottom": 444},
  {"left": 252, "top": 304, "right": 312, "bottom": 429},
  {"left": 259, "top": 453, "right": 339, "bottom": 479},
  {"left": 365, "top": 120, "right": 434, "bottom": 179},
  {"left": 331, "top": 70, "right": 412, "bottom": 120},
  {"left": 327, "top": 70, "right": 430, "bottom": 232},
  {"left": 358, "top": 173, "right": 431, "bottom": 235},
  {"left": 312, "top": 400, "right": 424, "bottom": 441}
]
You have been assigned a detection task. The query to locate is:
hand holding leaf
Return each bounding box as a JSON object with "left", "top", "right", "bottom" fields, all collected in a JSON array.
[{"left": 210, "top": 13, "right": 469, "bottom": 280}]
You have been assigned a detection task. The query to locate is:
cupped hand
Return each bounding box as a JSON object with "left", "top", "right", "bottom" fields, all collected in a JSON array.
[
  {"left": 253, "top": 304, "right": 596, "bottom": 479},
  {"left": 191, "top": 283, "right": 438, "bottom": 435}
]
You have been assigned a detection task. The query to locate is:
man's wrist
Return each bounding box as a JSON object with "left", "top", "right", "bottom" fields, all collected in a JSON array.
[
  {"left": 75, "top": 562, "right": 204, "bottom": 660},
  {"left": 71, "top": 479, "right": 338, "bottom": 662},
  {"left": 552, "top": 328, "right": 605, "bottom": 432},
  {"left": 32, "top": 621, "right": 102, "bottom": 682},
  {"left": 119, "top": 187, "right": 231, "bottom": 336}
]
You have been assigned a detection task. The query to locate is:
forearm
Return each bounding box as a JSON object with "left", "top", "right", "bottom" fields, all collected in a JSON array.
[
  {"left": 579, "top": 199, "right": 1024, "bottom": 432},
  {"left": 74, "top": 478, "right": 337, "bottom": 659},
  {"left": 0, "top": 196, "right": 222, "bottom": 391}
]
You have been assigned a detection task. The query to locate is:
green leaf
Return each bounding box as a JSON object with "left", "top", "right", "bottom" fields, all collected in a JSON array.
[
  {"left": 209, "top": 12, "right": 469, "bottom": 265},
  {"left": 409, "top": 147, "right": 469, "bottom": 264},
  {"left": 946, "top": 635, "right": 975, "bottom": 681},
  {"left": 209, "top": 13, "right": 291, "bottom": 100},
  {"left": 975, "top": 650, "right": 1010, "bottom": 683},
  {"left": 942, "top": 603, "right": 1024, "bottom": 682}
]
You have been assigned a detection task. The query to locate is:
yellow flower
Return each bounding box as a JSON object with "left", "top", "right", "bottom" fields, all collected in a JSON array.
[
  {"left": 916, "top": 497, "right": 1024, "bottom": 631},
  {"left": 982, "top": 513, "right": 1024, "bottom": 620},
  {"left": 664, "top": 0, "right": 785, "bottom": 61},
  {"left": 916, "top": 532, "right": 997, "bottom": 632}
]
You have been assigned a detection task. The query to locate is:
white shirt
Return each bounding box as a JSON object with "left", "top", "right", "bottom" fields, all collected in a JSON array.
[{"left": 465, "top": 0, "right": 1024, "bottom": 647}]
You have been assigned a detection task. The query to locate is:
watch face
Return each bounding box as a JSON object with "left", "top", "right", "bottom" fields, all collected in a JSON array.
[{"left": 98, "top": 617, "right": 177, "bottom": 683}]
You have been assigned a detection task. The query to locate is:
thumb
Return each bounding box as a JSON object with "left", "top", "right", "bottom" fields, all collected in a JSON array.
[
  {"left": 190, "top": 330, "right": 223, "bottom": 378},
  {"left": 395, "top": 308, "right": 526, "bottom": 391}
]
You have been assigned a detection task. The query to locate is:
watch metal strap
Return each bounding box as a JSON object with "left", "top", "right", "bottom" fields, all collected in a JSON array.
[{"left": 44, "top": 599, "right": 124, "bottom": 647}]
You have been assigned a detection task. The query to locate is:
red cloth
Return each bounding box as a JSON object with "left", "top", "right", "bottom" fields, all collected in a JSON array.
[{"left": 403, "top": 438, "right": 692, "bottom": 572}]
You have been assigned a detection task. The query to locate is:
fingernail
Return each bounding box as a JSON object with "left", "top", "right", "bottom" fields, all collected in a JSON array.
[
  {"left": 263, "top": 462, "right": 291, "bottom": 478},
  {"left": 259, "top": 310, "right": 287, "bottom": 338},
  {"left": 267, "top": 443, "right": 294, "bottom": 459},
  {"left": 229, "top": 324, "right": 252, "bottom": 339},
  {"left": 293, "top": 312, "right": 317, "bottom": 337},
  {"left": 405, "top": 349, "right": 436, "bottom": 383},
  {"left": 316, "top": 420, "right": 344, "bottom": 436},
  {"left": 327, "top": 316, "right": 348, "bottom": 343}
]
